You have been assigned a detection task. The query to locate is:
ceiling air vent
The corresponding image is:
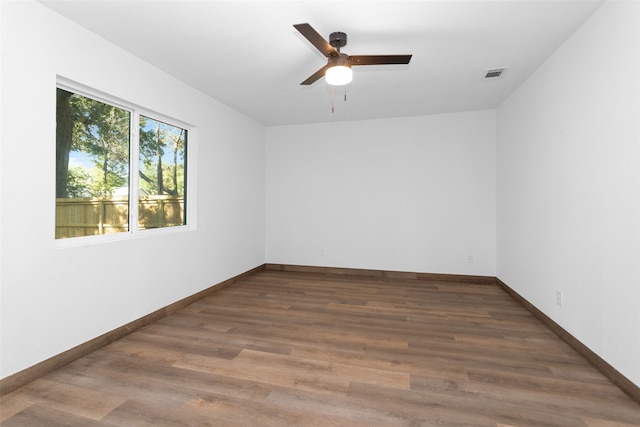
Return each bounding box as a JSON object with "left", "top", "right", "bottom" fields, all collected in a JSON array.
[{"left": 483, "top": 67, "right": 508, "bottom": 80}]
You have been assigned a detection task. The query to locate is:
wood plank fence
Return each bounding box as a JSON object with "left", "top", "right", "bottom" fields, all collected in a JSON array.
[{"left": 56, "top": 195, "right": 184, "bottom": 239}]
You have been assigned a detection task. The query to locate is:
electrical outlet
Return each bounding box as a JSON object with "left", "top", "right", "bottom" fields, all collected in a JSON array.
[
  {"left": 467, "top": 255, "right": 474, "bottom": 264},
  {"left": 557, "top": 291, "right": 564, "bottom": 307},
  {"left": 320, "top": 249, "right": 324, "bottom": 256}
]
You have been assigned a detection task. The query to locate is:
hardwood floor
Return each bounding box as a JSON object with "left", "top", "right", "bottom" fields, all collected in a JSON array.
[{"left": 1, "top": 270, "right": 639, "bottom": 426}]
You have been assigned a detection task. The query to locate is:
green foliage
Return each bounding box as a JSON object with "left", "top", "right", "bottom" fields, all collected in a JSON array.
[
  {"left": 58, "top": 92, "right": 130, "bottom": 197},
  {"left": 140, "top": 162, "right": 185, "bottom": 196},
  {"left": 57, "top": 91, "right": 185, "bottom": 199},
  {"left": 65, "top": 167, "right": 93, "bottom": 198},
  {"left": 66, "top": 166, "right": 128, "bottom": 198},
  {"left": 139, "top": 115, "right": 186, "bottom": 196}
]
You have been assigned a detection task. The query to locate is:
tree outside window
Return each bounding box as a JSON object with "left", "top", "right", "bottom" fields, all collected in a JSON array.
[{"left": 55, "top": 88, "right": 187, "bottom": 239}]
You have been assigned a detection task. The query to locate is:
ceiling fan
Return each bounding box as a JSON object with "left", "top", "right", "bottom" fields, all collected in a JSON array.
[{"left": 294, "top": 23, "right": 412, "bottom": 86}]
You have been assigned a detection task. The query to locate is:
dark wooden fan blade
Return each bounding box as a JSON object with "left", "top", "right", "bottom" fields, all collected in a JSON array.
[
  {"left": 300, "top": 65, "right": 328, "bottom": 85},
  {"left": 294, "top": 23, "right": 338, "bottom": 57},
  {"left": 349, "top": 54, "right": 412, "bottom": 66}
]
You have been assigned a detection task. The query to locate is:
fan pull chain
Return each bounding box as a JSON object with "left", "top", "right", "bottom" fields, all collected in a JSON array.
[
  {"left": 331, "top": 86, "right": 335, "bottom": 113},
  {"left": 330, "top": 87, "right": 348, "bottom": 113}
]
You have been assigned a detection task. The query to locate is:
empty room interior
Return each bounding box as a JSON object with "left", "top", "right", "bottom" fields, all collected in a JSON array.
[{"left": 1, "top": 0, "right": 639, "bottom": 425}]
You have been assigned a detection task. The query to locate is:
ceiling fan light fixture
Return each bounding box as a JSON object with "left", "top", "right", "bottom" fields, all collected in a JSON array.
[
  {"left": 326, "top": 65, "right": 352, "bottom": 86},
  {"left": 293, "top": 23, "right": 412, "bottom": 86}
]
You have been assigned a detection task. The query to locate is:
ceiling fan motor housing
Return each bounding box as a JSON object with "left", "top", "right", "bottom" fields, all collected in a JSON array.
[
  {"left": 328, "top": 52, "right": 350, "bottom": 68},
  {"left": 329, "top": 31, "right": 347, "bottom": 49}
]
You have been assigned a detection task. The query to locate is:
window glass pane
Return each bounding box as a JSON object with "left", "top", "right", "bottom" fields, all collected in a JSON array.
[
  {"left": 138, "top": 116, "right": 187, "bottom": 230},
  {"left": 56, "top": 88, "right": 131, "bottom": 239}
]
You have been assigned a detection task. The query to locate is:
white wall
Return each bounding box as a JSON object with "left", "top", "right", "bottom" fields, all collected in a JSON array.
[
  {"left": 0, "top": 1, "right": 265, "bottom": 379},
  {"left": 266, "top": 111, "right": 496, "bottom": 276},
  {"left": 497, "top": 0, "right": 640, "bottom": 386}
]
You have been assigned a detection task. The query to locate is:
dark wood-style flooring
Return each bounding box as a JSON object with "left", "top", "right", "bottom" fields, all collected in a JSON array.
[{"left": 1, "top": 270, "right": 639, "bottom": 426}]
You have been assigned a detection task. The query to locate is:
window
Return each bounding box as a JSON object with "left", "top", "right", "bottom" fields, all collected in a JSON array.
[
  {"left": 138, "top": 116, "right": 187, "bottom": 230},
  {"left": 55, "top": 85, "right": 188, "bottom": 240}
]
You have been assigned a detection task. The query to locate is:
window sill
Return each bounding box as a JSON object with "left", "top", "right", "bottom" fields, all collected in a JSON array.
[{"left": 55, "top": 224, "right": 194, "bottom": 249}]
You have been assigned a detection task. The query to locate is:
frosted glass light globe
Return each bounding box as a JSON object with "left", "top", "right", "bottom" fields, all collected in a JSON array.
[{"left": 325, "top": 66, "right": 352, "bottom": 86}]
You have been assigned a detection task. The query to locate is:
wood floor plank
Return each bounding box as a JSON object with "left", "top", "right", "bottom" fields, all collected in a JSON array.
[
  {"left": 6, "top": 378, "right": 126, "bottom": 420},
  {"left": 173, "top": 351, "right": 352, "bottom": 397},
  {"left": 0, "top": 395, "right": 32, "bottom": 422},
  {"left": 100, "top": 398, "right": 236, "bottom": 427},
  {"left": 459, "top": 376, "right": 640, "bottom": 426},
  {"left": 583, "top": 417, "right": 640, "bottom": 427},
  {"left": 1, "top": 270, "right": 639, "bottom": 426},
  {"left": 347, "top": 380, "right": 588, "bottom": 427},
  {"left": 0, "top": 404, "right": 104, "bottom": 427},
  {"left": 264, "top": 387, "right": 411, "bottom": 426}
]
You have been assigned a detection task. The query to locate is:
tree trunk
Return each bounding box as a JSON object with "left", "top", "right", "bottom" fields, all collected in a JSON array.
[
  {"left": 172, "top": 144, "right": 178, "bottom": 193},
  {"left": 156, "top": 124, "right": 164, "bottom": 195},
  {"left": 102, "top": 152, "right": 109, "bottom": 196},
  {"left": 56, "top": 90, "right": 73, "bottom": 198}
]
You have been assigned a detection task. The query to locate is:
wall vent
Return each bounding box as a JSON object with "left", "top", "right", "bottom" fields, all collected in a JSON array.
[{"left": 483, "top": 67, "right": 508, "bottom": 80}]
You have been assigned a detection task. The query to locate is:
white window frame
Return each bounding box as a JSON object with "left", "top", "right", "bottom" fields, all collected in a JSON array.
[{"left": 55, "top": 78, "right": 196, "bottom": 248}]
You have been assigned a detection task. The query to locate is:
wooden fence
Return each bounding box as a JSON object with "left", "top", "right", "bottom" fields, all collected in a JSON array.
[{"left": 56, "top": 195, "right": 184, "bottom": 239}]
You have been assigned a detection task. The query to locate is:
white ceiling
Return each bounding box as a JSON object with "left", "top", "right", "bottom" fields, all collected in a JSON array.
[{"left": 40, "top": 0, "right": 604, "bottom": 126}]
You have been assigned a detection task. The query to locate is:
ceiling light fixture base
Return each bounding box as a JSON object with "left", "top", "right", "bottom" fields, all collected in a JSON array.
[{"left": 329, "top": 32, "right": 347, "bottom": 50}]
